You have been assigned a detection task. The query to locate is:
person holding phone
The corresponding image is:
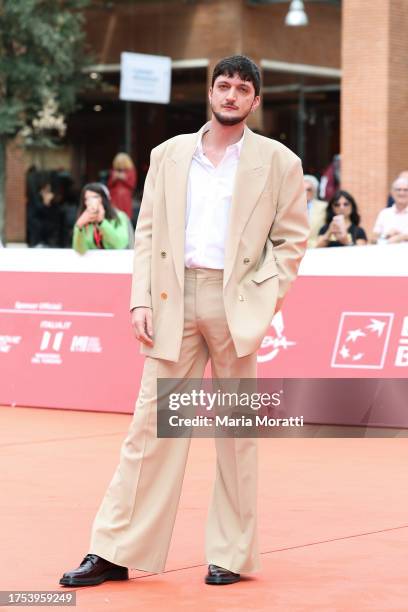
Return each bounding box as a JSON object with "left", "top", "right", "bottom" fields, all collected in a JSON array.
[
  {"left": 73, "top": 182, "right": 132, "bottom": 254},
  {"left": 316, "top": 190, "right": 367, "bottom": 247}
]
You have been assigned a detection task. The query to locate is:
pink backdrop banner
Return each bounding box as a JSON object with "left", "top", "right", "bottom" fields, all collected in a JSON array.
[
  {"left": 1, "top": 270, "right": 407, "bottom": 413},
  {"left": 0, "top": 272, "right": 141, "bottom": 413}
]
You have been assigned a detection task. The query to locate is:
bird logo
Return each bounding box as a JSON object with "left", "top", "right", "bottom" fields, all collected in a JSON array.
[{"left": 332, "top": 313, "right": 394, "bottom": 369}]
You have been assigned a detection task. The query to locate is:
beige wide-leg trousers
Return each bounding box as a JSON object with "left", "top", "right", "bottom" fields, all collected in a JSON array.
[{"left": 89, "top": 268, "right": 259, "bottom": 574}]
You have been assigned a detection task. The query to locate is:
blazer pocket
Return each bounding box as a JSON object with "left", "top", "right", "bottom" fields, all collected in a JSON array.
[{"left": 252, "top": 259, "right": 279, "bottom": 284}]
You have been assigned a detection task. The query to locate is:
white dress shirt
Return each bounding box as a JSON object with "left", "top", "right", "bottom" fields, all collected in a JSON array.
[
  {"left": 185, "top": 123, "right": 244, "bottom": 269},
  {"left": 373, "top": 204, "right": 408, "bottom": 237}
]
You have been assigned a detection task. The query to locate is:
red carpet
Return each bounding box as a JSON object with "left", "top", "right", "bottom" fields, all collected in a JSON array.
[{"left": 1, "top": 405, "right": 408, "bottom": 611}]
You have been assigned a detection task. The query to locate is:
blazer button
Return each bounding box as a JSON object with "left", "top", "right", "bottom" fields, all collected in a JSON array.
[
  {"left": 160, "top": 251, "right": 167, "bottom": 258},
  {"left": 238, "top": 294, "right": 244, "bottom": 301},
  {"left": 160, "top": 292, "right": 168, "bottom": 300},
  {"left": 243, "top": 257, "right": 250, "bottom": 265}
]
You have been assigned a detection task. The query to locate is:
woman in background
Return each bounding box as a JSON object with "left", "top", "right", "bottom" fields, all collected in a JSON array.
[
  {"left": 26, "top": 174, "right": 60, "bottom": 247},
  {"left": 107, "top": 153, "right": 137, "bottom": 219},
  {"left": 317, "top": 190, "right": 367, "bottom": 247},
  {"left": 73, "top": 183, "right": 132, "bottom": 254}
]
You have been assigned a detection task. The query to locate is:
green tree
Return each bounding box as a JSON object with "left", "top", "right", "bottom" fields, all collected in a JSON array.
[{"left": 0, "top": 0, "right": 91, "bottom": 242}]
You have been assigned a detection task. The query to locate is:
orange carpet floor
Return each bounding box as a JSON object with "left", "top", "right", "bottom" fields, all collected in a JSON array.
[{"left": 1, "top": 405, "right": 408, "bottom": 611}]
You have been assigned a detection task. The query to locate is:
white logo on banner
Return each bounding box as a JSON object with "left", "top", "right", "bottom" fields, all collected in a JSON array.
[
  {"left": 0, "top": 336, "right": 21, "bottom": 353},
  {"left": 395, "top": 315, "right": 408, "bottom": 367},
  {"left": 32, "top": 330, "right": 65, "bottom": 365},
  {"left": 331, "top": 312, "right": 394, "bottom": 369},
  {"left": 70, "top": 336, "right": 102, "bottom": 353},
  {"left": 257, "top": 311, "right": 296, "bottom": 363},
  {"left": 40, "top": 331, "right": 64, "bottom": 351}
]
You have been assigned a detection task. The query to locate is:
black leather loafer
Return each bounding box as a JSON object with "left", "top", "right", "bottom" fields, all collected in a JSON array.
[
  {"left": 205, "top": 564, "right": 241, "bottom": 585},
  {"left": 59, "top": 554, "right": 128, "bottom": 587}
]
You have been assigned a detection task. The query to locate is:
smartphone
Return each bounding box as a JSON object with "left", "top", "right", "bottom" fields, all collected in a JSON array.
[{"left": 333, "top": 214, "right": 346, "bottom": 231}]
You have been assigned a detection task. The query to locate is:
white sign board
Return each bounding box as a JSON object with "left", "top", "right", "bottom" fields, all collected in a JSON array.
[{"left": 120, "top": 52, "right": 172, "bottom": 104}]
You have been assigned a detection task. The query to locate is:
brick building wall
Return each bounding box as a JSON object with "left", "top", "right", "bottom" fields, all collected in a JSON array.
[
  {"left": 341, "top": 0, "right": 408, "bottom": 238},
  {"left": 388, "top": 1, "right": 408, "bottom": 183},
  {"left": 85, "top": 0, "right": 340, "bottom": 67},
  {"left": 243, "top": 1, "right": 340, "bottom": 68},
  {"left": 5, "top": 140, "right": 27, "bottom": 243}
]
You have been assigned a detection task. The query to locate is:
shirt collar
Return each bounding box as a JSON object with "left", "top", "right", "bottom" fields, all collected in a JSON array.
[
  {"left": 391, "top": 204, "right": 408, "bottom": 215},
  {"left": 194, "top": 121, "right": 245, "bottom": 158}
]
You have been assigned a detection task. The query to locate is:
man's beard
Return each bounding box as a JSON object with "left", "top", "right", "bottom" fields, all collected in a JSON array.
[{"left": 212, "top": 106, "right": 251, "bottom": 126}]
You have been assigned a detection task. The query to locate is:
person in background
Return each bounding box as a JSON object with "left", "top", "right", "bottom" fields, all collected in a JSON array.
[
  {"left": 304, "top": 174, "right": 326, "bottom": 248},
  {"left": 373, "top": 176, "right": 408, "bottom": 243},
  {"left": 319, "top": 154, "right": 340, "bottom": 202},
  {"left": 52, "top": 170, "right": 79, "bottom": 248},
  {"left": 26, "top": 175, "right": 60, "bottom": 247},
  {"left": 317, "top": 190, "right": 367, "bottom": 247},
  {"left": 386, "top": 170, "right": 408, "bottom": 207},
  {"left": 107, "top": 153, "right": 137, "bottom": 219},
  {"left": 72, "top": 183, "right": 132, "bottom": 254}
]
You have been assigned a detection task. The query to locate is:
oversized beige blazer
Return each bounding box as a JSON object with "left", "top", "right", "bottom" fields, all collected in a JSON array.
[{"left": 130, "top": 126, "right": 309, "bottom": 362}]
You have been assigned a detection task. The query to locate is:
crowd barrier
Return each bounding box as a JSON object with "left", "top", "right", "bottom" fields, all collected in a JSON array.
[{"left": 1, "top": 245, "right": 407, "bottom": 425}]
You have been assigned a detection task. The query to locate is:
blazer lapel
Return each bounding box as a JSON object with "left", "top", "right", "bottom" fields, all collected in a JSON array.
[
  {"left": 224, "top": 127, "right": 269, "bottom": 287},
  {"left": 165, "top": 132, "right": 198, "bottom": 288}
]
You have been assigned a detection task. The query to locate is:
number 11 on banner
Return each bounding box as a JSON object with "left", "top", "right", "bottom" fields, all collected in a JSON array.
[{"left": 40, "top": 331, "right": 64, "bottom": 352}]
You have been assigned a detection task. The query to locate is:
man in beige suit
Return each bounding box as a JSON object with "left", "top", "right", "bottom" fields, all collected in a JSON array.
[{"left": 60, "top": 56, "right": 309, "bottom": 587}]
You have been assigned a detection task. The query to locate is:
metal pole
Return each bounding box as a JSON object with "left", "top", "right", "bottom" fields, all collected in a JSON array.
[
  {"left": 297, "top": 77, "right": 305, "bottom": 160},
  {"left": 124, "top": 101, "right": 132, "bottom": 154}
]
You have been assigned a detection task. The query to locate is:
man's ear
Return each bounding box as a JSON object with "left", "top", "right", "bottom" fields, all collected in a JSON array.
[
  {"left": 208, "top": 87, "right": 213, "bottom": 104},
  {"left": 251, "top": 95, "right": 261, "bottom": 113}
]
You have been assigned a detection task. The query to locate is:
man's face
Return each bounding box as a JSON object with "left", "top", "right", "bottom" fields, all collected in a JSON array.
[
  {"left": 304, "top": 180, "right": 315, "bottom": 202},
  {"left": 392, "top": 179, "right": 408, "bottom": 208},
  {"left": 209, "top": 73, "right": 260, "bottom": 126}
]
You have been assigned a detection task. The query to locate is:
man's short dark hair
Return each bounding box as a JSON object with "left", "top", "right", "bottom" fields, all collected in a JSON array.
[{"left": 211, "top": 55, "right": 261, "bottom": 97}]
